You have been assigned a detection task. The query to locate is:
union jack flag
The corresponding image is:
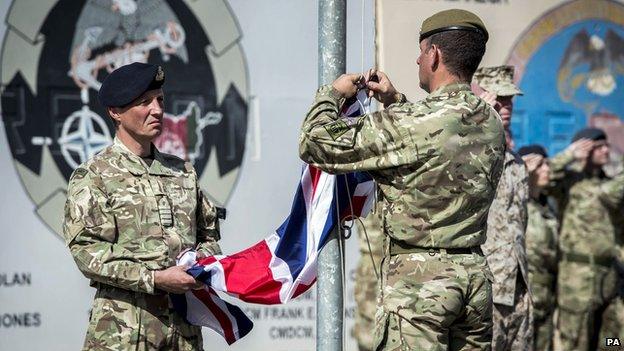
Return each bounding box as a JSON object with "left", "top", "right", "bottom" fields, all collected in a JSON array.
[{"left": 172, "top": 90, "right": 375, "bottom": 344}]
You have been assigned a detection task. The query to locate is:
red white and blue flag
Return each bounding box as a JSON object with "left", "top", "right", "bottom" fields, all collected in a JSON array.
[{"left": 172, "top": 90, "right": 375, "bottom": 344}]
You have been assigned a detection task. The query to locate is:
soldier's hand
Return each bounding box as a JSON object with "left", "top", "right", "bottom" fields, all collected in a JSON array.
[
  {"left": 479, "top": 91, "right": 498, "bottom": 108},
  {"left": 154, "top": 265, "right": 204, "bottom": 294},
  {"left": 568, "top": 138, "right": 594, "bottom": 161},
  {"left": 365, "top": 69, "right": 400, "bottom": 105},
  {"left": 521, "top": 153, "right": 543, "bottom": 173},
  {"left": 332, "top": 73, "right": 363, "bottom": 99}
]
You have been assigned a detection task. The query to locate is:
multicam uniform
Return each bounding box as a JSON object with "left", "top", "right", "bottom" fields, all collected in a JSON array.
[
  {"left": 300, "top": 83, "right": 505, "bottom": 350},
  {"left": 483, "top": 150, "right": 533, "bottom": 351},
  {"left": 63, "top": 137, "right": 221, "bottom": 351},
  {"left": 353, "top": 205, "right": 384, "bottom": 351},
  {"left": 548, "top": 150, "right": 624, "bottom": 351},
  {"left": 526, "top": 196, "right": 558, "bottom": 351}
]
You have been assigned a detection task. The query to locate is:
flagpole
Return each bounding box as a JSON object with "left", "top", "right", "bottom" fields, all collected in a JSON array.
[{"left": 317, "top": 1, "right": 346, "bottom": 350}]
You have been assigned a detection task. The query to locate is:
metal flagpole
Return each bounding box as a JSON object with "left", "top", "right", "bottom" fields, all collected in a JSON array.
[{"left": 317, "top": 1, "right": 346, "bottom": 350}]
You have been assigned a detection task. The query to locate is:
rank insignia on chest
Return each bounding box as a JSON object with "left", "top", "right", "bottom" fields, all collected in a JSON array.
[{"left": 158, "top": 196, "right": 173, "bottom": 227}]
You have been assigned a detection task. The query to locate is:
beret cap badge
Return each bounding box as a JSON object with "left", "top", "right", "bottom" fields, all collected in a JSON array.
[{"left": 156, "top": 66, "right": 164, "bottom": 82}]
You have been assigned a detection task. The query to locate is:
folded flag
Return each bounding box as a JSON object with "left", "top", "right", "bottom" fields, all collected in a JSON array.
[
  {"left": 170, "top": 280, "right": 253, "bottom": 345},
  {"left": 173, "top": 89, "right": 375, "bottom": 344}
]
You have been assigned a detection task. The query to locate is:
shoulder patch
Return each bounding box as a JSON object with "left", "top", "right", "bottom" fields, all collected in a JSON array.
[
  {"left": 324, "top": 119, "right": 350, "bottom": 140},
  {"left": 71, "top": 168, "right": 88, "bottom": 180}
]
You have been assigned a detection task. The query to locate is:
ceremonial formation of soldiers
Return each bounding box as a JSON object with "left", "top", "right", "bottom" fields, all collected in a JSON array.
[{"left": 60, "top": 6, "right": 622, "bottom": 351}]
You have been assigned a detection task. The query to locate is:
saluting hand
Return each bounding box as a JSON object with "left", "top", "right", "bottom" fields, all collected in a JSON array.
[
  {"left": 522, "top": 153, "right": 543, "bottom": 174},
  {"left": 154, "top": 265, "right": 204, "bottom": 294},
  {"left": 479, "top": 91, "right": 498, "bottom": 108},
  {"left": 568, "top": 138, "right": 595, "bottom": 162}
]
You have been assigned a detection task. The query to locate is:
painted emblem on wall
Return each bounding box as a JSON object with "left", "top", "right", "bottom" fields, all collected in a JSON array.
[
  {"left": 507, "top": 0, "right": 624, "bottom": 155},
  {"left": 0, "top": 0, "right": 249, "bottom": 237}
]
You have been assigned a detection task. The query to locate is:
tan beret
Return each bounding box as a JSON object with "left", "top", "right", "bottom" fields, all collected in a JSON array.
[{"left": 420, "top": 9, "right": 488, "bottom": 42}]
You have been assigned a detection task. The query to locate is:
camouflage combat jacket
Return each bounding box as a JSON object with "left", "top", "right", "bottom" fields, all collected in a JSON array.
[
  {"left": 526, "top": 197, "right": 558, "bottom": 309},
  {"left": 358, "top": 200, "right": 384, "bottom": 258},
  {"left": 63, "top": 137, "right": 222, "bottom": 294},
  {"left": 548, "top": 151, "right": 624, "bottom": 262},
  {"left": 483, "top": 150, "right": 530, "bottom": 306},
  {"left": 299, "top": 83, "right": 505, "bottom": 249}
]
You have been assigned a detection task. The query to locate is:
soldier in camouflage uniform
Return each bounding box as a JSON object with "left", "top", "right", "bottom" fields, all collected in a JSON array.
[
  {"left": 353, "top": 203, "right": 384, "bottom": 351},
  {"left": 63, "top": 63, "right": 221, "bottom": 351},
  {"left": 518, "top": 145, "right": 559, "bottom": 351},
  {"left": 472, "top": 66, "right": 533, "bottom": 351},
  {"left": 300, "top": 9, "right": 505, "bottom": 350},
  {"left": 548, "top": 128, "right": 624, "bottom": 351}
]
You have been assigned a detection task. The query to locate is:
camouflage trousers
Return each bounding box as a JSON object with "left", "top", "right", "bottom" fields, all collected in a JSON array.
[
  {"left": 83, "top": 284, "right": 203, "bottom": 351},
  {"left": 353, "top": 251, "right": 382, "bottom": 351},
  {"left": 528, "top": 276, "right": 555, "bottom": 351},
  {"left": 557, "top": 260, "right": 623, "bottom": 351},
  {"left": 374, "top": 249, "right": 493, "bottom": 351},
  {"left": 352, "top": 253, "right": 381, "bottom": 351},
  {"left": 491, "top": 276, "right": 533, "bottom": 351}
]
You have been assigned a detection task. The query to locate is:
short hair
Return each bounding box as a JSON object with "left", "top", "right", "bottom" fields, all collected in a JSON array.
[{"left": 425, "top": 30, "right": 486, "bottom": 82}]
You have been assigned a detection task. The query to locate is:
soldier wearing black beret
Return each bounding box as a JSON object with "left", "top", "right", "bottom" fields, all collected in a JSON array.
[{"left": 63, "top": 62, "right": 222, "bottom": 350}]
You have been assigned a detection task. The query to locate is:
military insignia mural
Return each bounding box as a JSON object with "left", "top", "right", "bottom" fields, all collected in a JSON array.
[
  {"left": 0, "top": 0, "right": 249, "bottom": 237},
  {"left": 507, "top": 0, "right": 624, "bottom": 155}
]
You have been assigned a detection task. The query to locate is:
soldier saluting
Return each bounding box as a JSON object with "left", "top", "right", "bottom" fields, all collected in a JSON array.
[
  {"left": 63, "top": 62, "right": 222, "bottom": 350},
  {"left": 548, "top": 128, "right": 624, "bottom": 351},
  {"left": 299, "top": 9, "right": 505, "bottom": 350}
]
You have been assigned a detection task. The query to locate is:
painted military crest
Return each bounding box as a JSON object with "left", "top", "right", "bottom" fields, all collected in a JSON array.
[
  {"left": 0, "top": 0, "right": 249, "bottom": 237},
  {"left": 507, "top": 0, "right": 624, "bottom": 156}
]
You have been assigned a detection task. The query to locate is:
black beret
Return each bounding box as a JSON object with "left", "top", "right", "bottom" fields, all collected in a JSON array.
[
  {"left": 518, "top": 144, "right": 548, "bottom": 158},
  {"left": 571, "top": 127, "right": 607, "bottom": 142},
  {"left": 98, "top": 62, "right": 165, "bottom": 108}
]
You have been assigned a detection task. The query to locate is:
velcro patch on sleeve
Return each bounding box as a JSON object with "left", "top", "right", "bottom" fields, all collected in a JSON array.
[{"left": 324, "top": 119, "right": 350, "bottom": 140}]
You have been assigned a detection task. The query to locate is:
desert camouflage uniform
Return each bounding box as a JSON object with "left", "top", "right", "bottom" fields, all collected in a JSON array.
[
  {"left": 353, "top": 204, "right": 384, "bottom": 351},
  {"left": 63, "top": 137, "right": 221, "bottom": 351},
  {"left": 483, "top": 151, "right": 533, "bottom": 351},
  {"left": 300, "top": 83, "right": 505, "bottom": 350},
  {"left": 526, "top": 197, "right": 558, "bottom": 351},
  {"left": 547, "top": 150, "right": 624, "bottom": 351}
]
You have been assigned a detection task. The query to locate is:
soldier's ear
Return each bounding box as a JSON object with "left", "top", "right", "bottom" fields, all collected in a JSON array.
[
  {"left": 108, "top": 107, "right": 122, "bottom": 127},
  {"left": 430, "top": 44, "right": 441, "bottom": 71}
]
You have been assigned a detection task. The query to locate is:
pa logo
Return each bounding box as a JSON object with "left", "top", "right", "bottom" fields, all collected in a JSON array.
[
  {"left": 606, "top": 337, "right": 622, "bottom": 347},
  {"left": 0, "top": 0, "right": 249, "bottom": 237}
]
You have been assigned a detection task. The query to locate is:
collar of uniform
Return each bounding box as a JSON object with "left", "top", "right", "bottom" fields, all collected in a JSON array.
[
  {"left": 112, "top": 137, "right": 147, "bottom": 176},
  {"left": 427, "top": 82, "right": 471, "bottom": 99},
  {"left": 149, "top": 148, "right": 183, "bottom": 177},
  {"left": 111, "top": 137, "right": 180, "bottom": 177},
  {"left": 504, "top": 149, "right": 520, "bottom": 166}
]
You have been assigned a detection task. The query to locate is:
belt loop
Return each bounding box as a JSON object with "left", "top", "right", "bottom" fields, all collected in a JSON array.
[{"left": 589, "top": 255, "right": 595, "bottom": 266}]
